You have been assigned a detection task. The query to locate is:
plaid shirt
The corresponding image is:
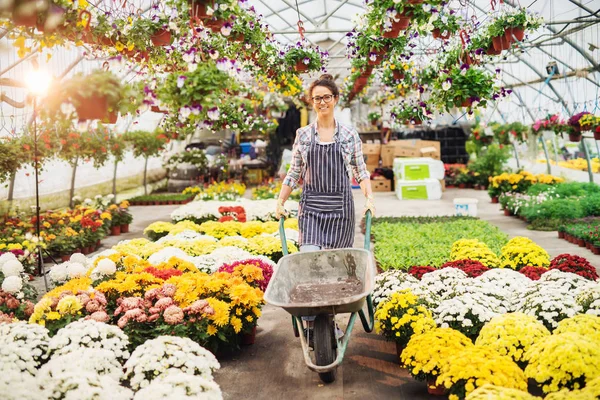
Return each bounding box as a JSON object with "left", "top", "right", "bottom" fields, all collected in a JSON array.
[{"left": 283, "top": 119, "right": 370, "bottom": 189}]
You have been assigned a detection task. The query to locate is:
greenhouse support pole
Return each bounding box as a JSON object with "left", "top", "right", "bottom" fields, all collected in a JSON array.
[
  {"left": 539, "top": 136, "right": 552, "bottom": 174},
  {"left": 512, "top": 142, "right": 520, "bottom": 169},
  {"left": 582, "top": 139, "right": 594, "bottom": 183},
  {"left": 551, "top": 135, "right": 560, "bottom": 164},
  {"left": 7, "top": 172, "right": 15, "bottom": 202},
  {"left": 112, "top": 159, "right": 118, "bottom": 203},
  {"left": 595, "top": 139, "right": 600, "bottom": 159},
  {"left": 68, "top": 157, "right": 78, "bottom": 208},
  {"left": 143, "top": 157, "right": 149, "bottom": 195}
]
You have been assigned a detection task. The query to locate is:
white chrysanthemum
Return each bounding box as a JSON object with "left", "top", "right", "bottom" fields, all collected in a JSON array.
[
  {"left": 372, "top": 270, "right": 420, "bottom": 308},
  {"left": 577, "top": 284, "right": 600, "bottom": 316},
  {"left": 49, "top": 320, "right": 130, "bottom": 362},
  {"left": 48, "top": 263, "right": 69, "bottom": 285},
  {"left": 40, "top": 371, "right": 132, "bottom": 400},
  {"left": 157, "top": 231, "right": 217, "bottom": 243},
  {"left": 419, "top": 268, "right": 470, "bottom": 303},
  {"left": 123, "top": 336, "right": 220, "bottom": 390},
  {"left": 133, "top": 369, "right": 222, "bottom": 400},
  {"left": 433, "top": 292, "right": 502, "bottom": 337},
  {"left": 1, "top": 259, "right": 24, "bottom": 277},
  {"left": 147, "top": 247, "right": 190, "bottom": 265},
  {"left": 0, "top": 322, "right": 50, "bottom": 375},
  {"left": 66, "top": 262, "right": 87, "bottom": 279},
  {"left": 515, "top": 282, "right": 582, "bottom": 330},
  {"left": 38, "top": 348, "right": 123, "bottom": 384},
  {"left": 92, "top": 258, "right": 117, "bottom": 278},
  {"left": 1, "top": 275, "right": 23, "bottom": 294},
  {"left": 171, "top": 199, "right": 299, "bottom": 223},
  {"left": 69, "top": 253, "right": 90, "bottom": 266},
  {"left": 0, "top": 368, "right": 41, "bottom": 400},
  {"left": 0, "top": 252, "right": 17, "bottom": 267}
]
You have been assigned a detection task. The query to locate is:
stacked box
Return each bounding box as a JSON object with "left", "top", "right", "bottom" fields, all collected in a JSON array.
[{"left": 393, "top": 157, "right": 445, "bottom": 200}]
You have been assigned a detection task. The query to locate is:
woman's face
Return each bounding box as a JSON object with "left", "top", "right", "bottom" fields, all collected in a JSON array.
[{"left": 311, "top": 86, "right": 337, "bottom": 118}]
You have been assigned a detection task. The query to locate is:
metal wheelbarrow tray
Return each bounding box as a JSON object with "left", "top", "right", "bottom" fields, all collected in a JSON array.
[{"left": 264, "top": 248, "right": 376, "bottom": 317}]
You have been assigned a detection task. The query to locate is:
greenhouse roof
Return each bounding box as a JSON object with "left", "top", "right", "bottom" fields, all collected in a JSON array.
[{"left": 253, "top": 0, "right": 600, "bottom": 122}]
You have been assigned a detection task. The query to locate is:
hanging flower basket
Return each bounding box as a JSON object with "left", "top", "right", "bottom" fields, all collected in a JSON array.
[
  {"left": 103, "top": 111, "right": 118, "bottom": 124},
  {"left": 505, "top": 27, "right": 525, "bottom": 43},
  {"left": 569, "top": 132, "right": 582, "bottom": 142},
  {"left": 382, "top": 16, "right": 411, "bottom": 38},
  {"left": 594, "top": 130, "right": 600, "bottom": 141},
  {"left": 229, "top": 32, "right": 245, "bottom": 42},
  {"left": 12, "top": 0, "right": 39, "bottom": 27},
  {"left": 360, "top": 66, "right": 373, "bottom": 78},
  {"left": 204, "top": 18, "right": 225, "bottom": 33},
  {"left": 432, "top": 29, "right": 450, "bottom": 40},
  {"left": 188, "top": 0, "right": 212, "bottom": 19},
  {"left": 393, "top": 70, "right": 405, "bottom": 80},
  {"left": 492, "top": 35, "right": 511, "bottom": 51},
  {"left": 486, "top": 45, "right": 502, "bottom": 56},
  {"left": 36, "top": 3, "right": 66, "bottom": 33},
  {"left": 457, "top": 98, "right": 472, "bottom": 108},
  {"left": 74, "top": 94, "right": 109, "bottom": 121},
  {"left": 294, "top": 60, "right": 309, "bottom": 72},
  {"left": 368, "top": 48, "right": 386, "bottom": 66},
  {"left": 151, "top": 105, "right": 168, "bottom": 114},
  {"left": 151, "top": 28, "right": 172, "bottom": 46}
]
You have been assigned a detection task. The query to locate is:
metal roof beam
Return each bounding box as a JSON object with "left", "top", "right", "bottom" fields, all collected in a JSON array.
[
  {"left": 566, "top": 0, "right": 600, "bottom": 18},
  {"left": 504, "top": 0, "right": 600, "bottom": 74},
  {"left": 315, "top": 0, "right": 351, "bottom": 28},
  {"left": 271, "top": 29, "right": 351, "bottom": 34},
  {"left": 278, "top": 0, "right": 319, "bottom": 26}
]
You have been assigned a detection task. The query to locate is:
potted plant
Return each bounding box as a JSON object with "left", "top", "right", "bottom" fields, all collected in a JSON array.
[
  {"left": 58, "top": 70, "right": 131, "bottom": 123},
  {"left": 580, "top": 114, "right": 600, "bottom": 140},
  {"left": 567, "top": 112, "right": 590, "bottom": 142},
  {"left": 157, "top": 61, "right": 233, "bottom": 123},
  {"left": 430, "top": 12, "right": 461, "bottom": 40},
  {"left": 433, "top": 65, "right": 497, "bottom": 111},
  {"left": 367, "top": 111, "right": 382, "bottom": 127},
  {"left": 390, "top": 101, "right": 433, "bottom": 126},
  {"left": 284, "top": 41, "right": 323, "bottom": 73}
]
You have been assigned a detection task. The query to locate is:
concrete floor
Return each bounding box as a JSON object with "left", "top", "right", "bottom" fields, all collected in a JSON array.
[{"left": 33, "top": 188, "right": 597, "bottom": 399}]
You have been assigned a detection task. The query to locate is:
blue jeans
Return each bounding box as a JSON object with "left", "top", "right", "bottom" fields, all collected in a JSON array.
[{"left": 300, "top": 245, "right": 321, "bottom": 321}]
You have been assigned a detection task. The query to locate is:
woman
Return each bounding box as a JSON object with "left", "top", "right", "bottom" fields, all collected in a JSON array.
[{"left": 276, "top": 74, "right": 375, "bottom": 251}]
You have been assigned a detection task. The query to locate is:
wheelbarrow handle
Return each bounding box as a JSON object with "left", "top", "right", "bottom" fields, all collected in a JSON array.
[
  {"left": 279, "top": 216, "right": 289, "bottom": 256},
  {"left": 364, "top": 209, "right": 373, "bottom": 251}
]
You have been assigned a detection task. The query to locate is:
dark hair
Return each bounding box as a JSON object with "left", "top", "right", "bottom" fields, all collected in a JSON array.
[{"left": 309, "top": 74, "right": 339, "bottom": 98}]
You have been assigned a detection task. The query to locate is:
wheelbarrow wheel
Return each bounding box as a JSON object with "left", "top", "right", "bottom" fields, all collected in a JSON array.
[{"left": 314, "top": 314, "right": 337, "bottom": 383}]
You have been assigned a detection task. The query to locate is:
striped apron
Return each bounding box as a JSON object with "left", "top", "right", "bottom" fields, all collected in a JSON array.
[{"left": 298, "top": 125, "right": 355, "bottom": 249}]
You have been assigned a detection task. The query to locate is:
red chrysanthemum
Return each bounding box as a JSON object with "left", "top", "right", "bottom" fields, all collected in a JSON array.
[
  {"left": 549, "top": 254, "right": 598, "bottom": 281},
  {"left": 407, "top": 265, "right": 436, "bottom": 280},
  {"left": 519, "top": 266, "right": 548, "bottom": 280},
  {"left": 441, "top": 259, "right": 490, "bottom": 277}
]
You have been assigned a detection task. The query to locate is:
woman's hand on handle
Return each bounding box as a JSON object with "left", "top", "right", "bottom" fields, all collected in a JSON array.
[
  {"left": 363, "top": 195, "right": 375, "bottom": 217},
  {"left": 276, "top": 198, "right": 289, "bottom": 220}
]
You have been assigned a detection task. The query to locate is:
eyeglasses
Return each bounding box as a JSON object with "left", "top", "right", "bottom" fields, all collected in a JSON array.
[{"left": 312, "top": 94, "right": 335, "bottom": 104}]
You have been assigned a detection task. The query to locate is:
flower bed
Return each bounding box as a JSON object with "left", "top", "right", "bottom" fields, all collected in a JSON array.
[
  {"left": 0, "top": 196, "right": 132, "bottom": 267},
  {"left": 182, "top": 182, "right": 246, "bottom": 201},
  {"left": 0, "top": 321, "right": 222, "bottom": 399},
  {"left": 171, "top": 199, "right": 299, "bottom": 224},
  {"left": 128, "top": 194, "right": 196, "bottom": 206},
  {"left": 500, "top": 182, "right": 600, "bottom": 231},
  {"left": 377, "top": 264, "right": 600, "bottom": 398},
  {"left": 372, "top": 217, "right": 508, "bottom": 270}
]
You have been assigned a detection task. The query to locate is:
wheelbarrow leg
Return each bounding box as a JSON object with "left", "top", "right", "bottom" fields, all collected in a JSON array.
[{"left": 292, "top": 315, "right": 300, "bottom": 338}]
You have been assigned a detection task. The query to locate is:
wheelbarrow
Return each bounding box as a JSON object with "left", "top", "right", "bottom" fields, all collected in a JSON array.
[{"left": 264, "top": 211, "right": 375, "bottom": 383}]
